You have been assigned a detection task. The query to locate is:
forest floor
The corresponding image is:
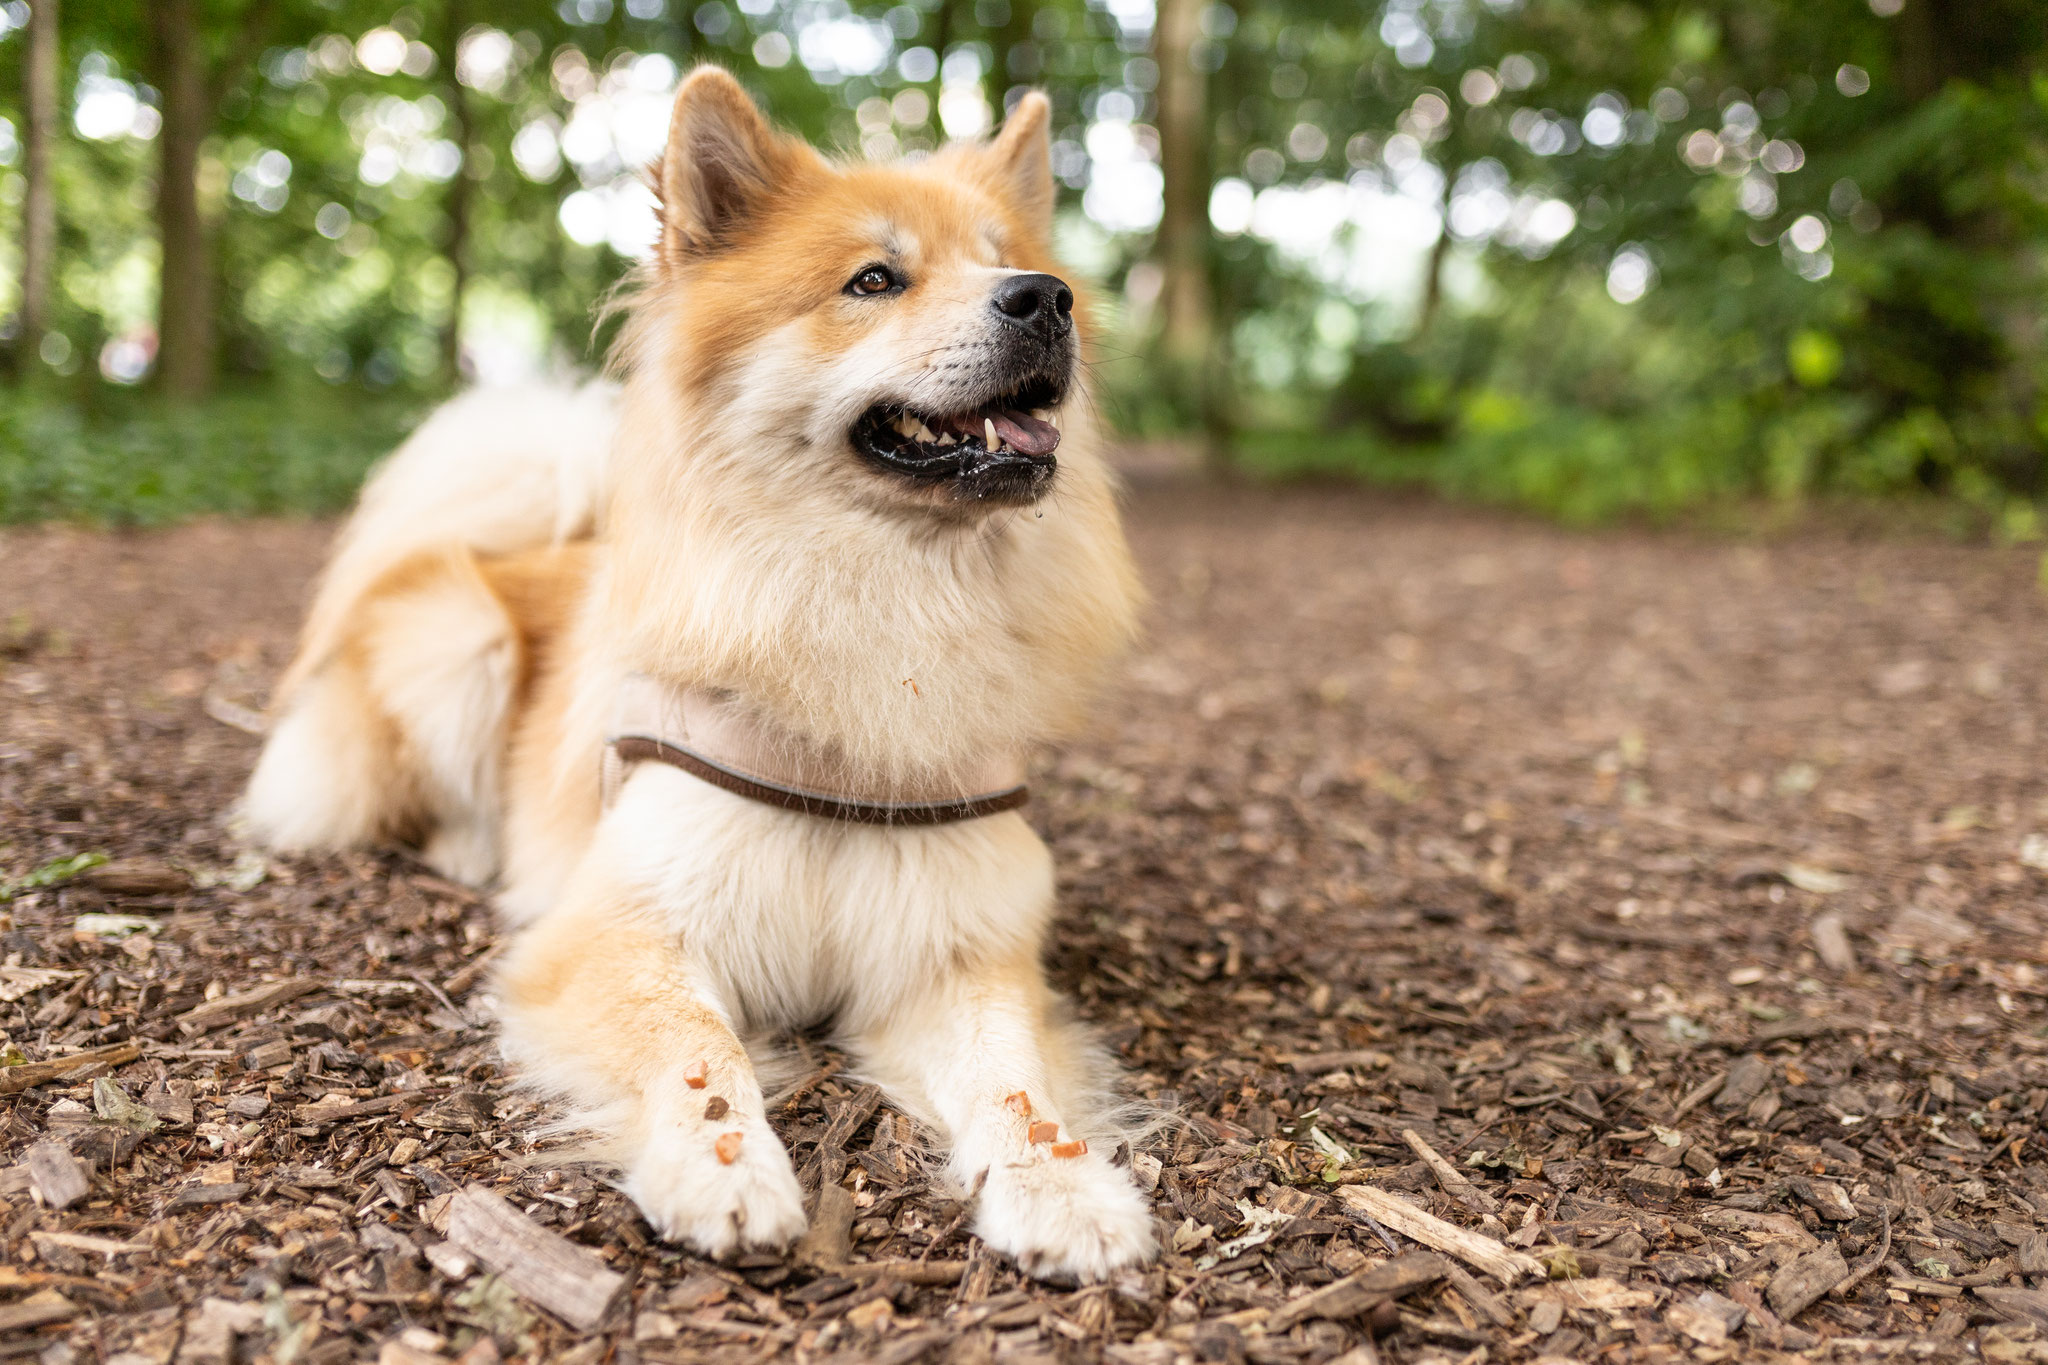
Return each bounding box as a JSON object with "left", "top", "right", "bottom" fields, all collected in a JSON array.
[{"left": 5, "top": 480, "right": 2048, "bottom": 1365}]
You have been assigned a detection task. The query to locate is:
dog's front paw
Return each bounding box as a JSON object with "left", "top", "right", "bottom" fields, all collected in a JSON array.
[
  {"left": 974, "top": 1151, "right": 1157, "bottom": 1281},
  {"left": 625, "top": 1114, "right": 807, "bottom": 1256}
]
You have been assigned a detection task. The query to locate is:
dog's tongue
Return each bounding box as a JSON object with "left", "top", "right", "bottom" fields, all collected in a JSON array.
[{"left": 989, "top": 409, "right": 1060, "bottom": 457}]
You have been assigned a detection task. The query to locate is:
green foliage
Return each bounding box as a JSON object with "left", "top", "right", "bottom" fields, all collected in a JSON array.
[
  {"left": 1206, "top": 0, "right": 2048, "bottom": 521},
  {"left": 0, "top": 389, "right": 419, "bottom": 523},
  {"left": 0, "top": 0, "right": 2043, "bottom": 526}
]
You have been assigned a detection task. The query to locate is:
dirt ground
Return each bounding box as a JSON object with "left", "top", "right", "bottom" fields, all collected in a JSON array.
[{"left": 5, "top": 480, "right": 2048, "bottom": 1365}]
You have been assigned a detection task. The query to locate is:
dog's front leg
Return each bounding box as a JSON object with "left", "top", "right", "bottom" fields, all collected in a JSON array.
[
  {"left": 852, "top": 954, "right": 1156, "bottom": 1280},
  {"left": 496, "top": 878, "right": 806, "bottom": 1256}
]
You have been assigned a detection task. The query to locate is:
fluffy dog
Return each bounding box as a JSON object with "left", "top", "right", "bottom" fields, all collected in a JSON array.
[{"left": 243, "top": 67, "right": 1155, "bottom": 1279}]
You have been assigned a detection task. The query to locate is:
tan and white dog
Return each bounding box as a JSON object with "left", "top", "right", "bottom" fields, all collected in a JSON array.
[{"left": 242, "top": 67, "right": 1155, "bottom": 1279}]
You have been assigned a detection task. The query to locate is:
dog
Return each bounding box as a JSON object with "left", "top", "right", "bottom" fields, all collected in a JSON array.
[{"left": 242, "top": 67, "right": 1156, "bottom": 1279}]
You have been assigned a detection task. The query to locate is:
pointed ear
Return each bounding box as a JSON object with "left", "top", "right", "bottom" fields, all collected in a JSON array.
[
  {"left": 659, "top": 67, "right": 802, "bottom": 260},
  {"left": 981, "top": 91, "right": 1055, "bottom": 234}
]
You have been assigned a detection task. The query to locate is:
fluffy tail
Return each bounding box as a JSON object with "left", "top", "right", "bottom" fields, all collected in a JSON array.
[
  {"left": 244, "top": 383, "right": 615, "bottom": 882},
  {"left": 279, "top": 382, "right": 617, "bottom": 702}
]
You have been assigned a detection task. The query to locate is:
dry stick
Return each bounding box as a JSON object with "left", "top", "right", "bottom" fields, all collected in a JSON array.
[
  {"left": 1402, "top": 1128, "right": 1498, "bottom": 1217},
  {"left": 1672, "top": 1069, "right": 1729, "bottom": 1120},
  {"left": 442, "top": 1184, "right": 627, "bottom": 1331},
  {"left": 1265, "top": 1252, "right": 1449, "bottom": 1332},
  {"left": 0, "top": 1041, "right": 143, "bottom": 1095},
  {"left": 1832, "top": 1206, "right": 1891, "bottom": 1300},
  {"left": 1353, "top": 1207, "right": 1403, "bottom": 1257},
  {"left": 1336, "top": 1184, "right": 1545, "bottom": 1285},
  {"left": 774, "top": 1059, "right": 841, "bottom": 1112}
]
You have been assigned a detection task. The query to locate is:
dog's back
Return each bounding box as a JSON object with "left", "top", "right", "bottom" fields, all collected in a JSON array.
[{"left": 244, "top": 383, "right": 613, "bottom": 881}]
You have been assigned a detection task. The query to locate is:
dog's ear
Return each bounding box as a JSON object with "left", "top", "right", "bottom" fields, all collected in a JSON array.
[
  {"left": 981, "top": 91, "right": 1055, "bottom": 235},
  {"left": 659, "top": 67, "right": 801, "bottom": 260}
]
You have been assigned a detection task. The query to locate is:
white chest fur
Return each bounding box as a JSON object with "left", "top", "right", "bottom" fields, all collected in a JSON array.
[{"left": 596, "top": 764, "right": 1056, "bottom": 1034}]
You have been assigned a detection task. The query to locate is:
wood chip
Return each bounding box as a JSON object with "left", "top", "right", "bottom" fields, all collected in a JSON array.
[
  {"left": 1699, "top": 1207, "right": 1819, "bottom": 1249},
  {"left": 1441, "top": 1263, "right": 1511, "bottom": 1326},
  {"left": 1527, "top": 1277, "right": 1659, "bottom": 1311},
  {"left": 0, "top": 1289, "right": 77, "bottom": 1332},
  {"left": 1049, "top": 1138, "right": 1087, "bottom": 1159},
  {"left": 1753, "top": 1015, "right": 1855, "bottom": 1044},
  {"left": 1403, "top": 1127, "right": 1498, "bottom": 1216},
  {"left": 1810, "top": 912, "right": 1856, "bottom": 972},
  {"left": 177, "top": 978, "right": 320, "bottom": 1029},
  {"left": 1621, "top": 1162, "right": 1690, "bottom": 1205},
  {"left": 1028, "top": 1120, "right": 1058, "bottom": 1144},
  {"left": 1666, "top": 1297, "right": 1731, "bottom": 1345},
  {"left": 1766, "top": 1241, "right": 1848, "bottom": 1321},
  {"left": 30, "top": 1229, "right": 151, "bottom": 1257},
  {"left": 845, "top": 1260, "right": 970, "bottom": 1286},
  {"left": 1789, "top": 1176, "right": 1857, "bottom": 1222},
  {"left": 442, "top": 1184, "right": 627, "bottom": 1331},
  {"left": 0, "top": 1039, "right": 143, "bottom": 1094},
  {"left": 25, "top": 1141, "right": 87, "bottom": 1210},
  {"left": 84, "top": 858, "right": 192, "bottom": 896},
  {"left": 172, "top": 1183, "right": 249, "bottom": 1208},
  {"left": 819, "top": 1084, "right": 884, "bottom": 1152},
  {"left": 1266, "top": 1251, "right": 1449, "bottom": 1331},
  {"left": 1284, "top": 1050, "right": 1390, "bottom": 1075},
  {"left": 1336, "top": 1184, "right": 1544, "bottom": 1284},
  {"left": 1715, "top": 1054, "right": 1772, "bottom": 1110},
  {"left": 714, "top": 1131, "right": 743, "bottom": 1165},
  {"left": 797, "top": 1182, "right": 855, "bottom": 1269},
  {"left": 1975, "top": 1287, "right": 2048, "bottom": 1330}
]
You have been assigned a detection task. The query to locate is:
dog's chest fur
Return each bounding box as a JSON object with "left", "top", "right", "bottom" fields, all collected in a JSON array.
[{"left": 597, "top": 764, "right": 1056, "bottom": 1033}]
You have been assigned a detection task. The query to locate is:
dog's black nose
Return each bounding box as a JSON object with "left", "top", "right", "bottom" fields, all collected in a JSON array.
[{"left": 990, "top": 272, "right": 1073, "bottom": 338}]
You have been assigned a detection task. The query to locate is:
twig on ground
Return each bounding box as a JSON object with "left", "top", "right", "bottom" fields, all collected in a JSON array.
[
  {"left": 1336, "top": 1184, "right": 1544, "bottom": 1284},
  {"left": 1402, "top": 1127, "right": 1498, "bottom": 1217}
]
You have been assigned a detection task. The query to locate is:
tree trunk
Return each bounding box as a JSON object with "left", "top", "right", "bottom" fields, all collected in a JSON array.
[
  {"left": 992, "top": 0, "right": 1036, "bottom": 104},
  {"left": 1415, "top": 185, "right": 1453, "bottom": 338},
  {"left": 441, "top": 0, "right": 473, "bottom": 383},
  {"left": 152, "top": 0, "right": 213, "bottom": 400},
  {"left": 16, "top": 0, "right": 57, "bottom": 375},
  {"left": 1152, "top": 0, "right": 1223, "bottom": 469}
]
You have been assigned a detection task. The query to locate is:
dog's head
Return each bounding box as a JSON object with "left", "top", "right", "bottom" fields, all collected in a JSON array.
[{"left": 628, "top": 67, "right": 1079, "bottom": 514}]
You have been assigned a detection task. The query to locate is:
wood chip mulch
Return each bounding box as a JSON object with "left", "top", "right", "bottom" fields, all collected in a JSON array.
[{"left": 4, "top": 484, "right": 2048, "bottom": 1364}]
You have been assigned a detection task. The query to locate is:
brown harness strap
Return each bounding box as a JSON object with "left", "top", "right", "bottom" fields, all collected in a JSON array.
[
  {"left": 610, "top": 735, "right": 1029, "bottom": 826},
  {"left": 601, "top": 673, "right": 1029, "bottom": 826}
]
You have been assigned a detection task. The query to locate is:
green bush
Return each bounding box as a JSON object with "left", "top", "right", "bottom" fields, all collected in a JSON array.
[{"left": 0, "top": 390, "right": 419, "bottom": 525}]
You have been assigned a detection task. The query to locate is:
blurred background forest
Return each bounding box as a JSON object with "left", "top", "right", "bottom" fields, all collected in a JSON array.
[{"left": 0, "top": 0, "right": 2044, "bottom": 527}]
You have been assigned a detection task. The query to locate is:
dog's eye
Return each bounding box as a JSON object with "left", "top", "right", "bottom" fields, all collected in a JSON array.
[{"left": 847, "top": 266, "right": 897, "bottom": 296}]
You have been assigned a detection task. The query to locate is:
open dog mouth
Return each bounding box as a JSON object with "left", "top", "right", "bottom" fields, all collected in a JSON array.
[{"left": 851, "top": 375, "right": 1065, "bottom": 502}]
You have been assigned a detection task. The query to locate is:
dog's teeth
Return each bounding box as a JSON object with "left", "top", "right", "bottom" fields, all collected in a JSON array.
[
  {"left": 914, "top": 419, "right": 937, "bottom": 442},
  {"left": 936, "top": 432, "right": 957, "bottom": 445},
  {"left": 893, "top": 416, "right": 920, "bottom": 438},
  {"left": 1031, "top": 408, "right": 1050, "bottom": 422},
  {"left": 984, "top": 418, "right": 1001, "bottom": 451}
]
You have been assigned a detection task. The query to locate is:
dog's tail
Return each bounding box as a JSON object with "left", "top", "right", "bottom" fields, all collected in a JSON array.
[
  {"left": 243, "top": 383, "right": 615, "bottom": 880},
  {"left": 278, "top": 381, "right": 617, "bottom": 704}
]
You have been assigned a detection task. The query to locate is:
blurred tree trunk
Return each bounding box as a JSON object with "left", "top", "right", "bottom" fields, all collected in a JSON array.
[
  {"left": 1416, "top": 188, "right": 1453, "bottom": 336},
  {"left": 441, "top": 0, "right": 473, "bottom": 384},
  {"left": 15, "top": 0, "right": 57, "bottom": 376},
  {"left": 151, "top": 0, "right": 213, "bottom": 400},
  {"left": 932, "top": 0, "right": 958, "bottom": 105},
  {"left": 993, "top": 0, "right": 1036, "bottom": 103},
  {"left": 1153, "top": 0, "right": 1223, "bottom": 470}
]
